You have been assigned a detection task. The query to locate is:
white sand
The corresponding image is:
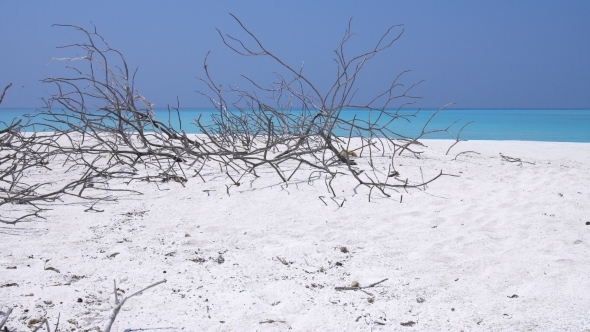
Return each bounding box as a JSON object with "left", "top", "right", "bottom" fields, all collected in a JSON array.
[{"left": 1, "top": 139, "right": 590, "bottom": 331}]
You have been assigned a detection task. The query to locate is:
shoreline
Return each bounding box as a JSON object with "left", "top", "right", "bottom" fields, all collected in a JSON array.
[{"left": 13, "top": 129, "right": 590, "bottom": 144}]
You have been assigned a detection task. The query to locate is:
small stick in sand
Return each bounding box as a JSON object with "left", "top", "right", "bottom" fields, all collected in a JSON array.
[
  {"left": 454, "top": 150, "right": 481, "bottom": 160},
  {"left": 0, "top": 307, "right": 13, "bottom": 330},
  {"left": 275, "top": 256, "right": 290, "bottom": 266},
  {"left": 500, "top": 153, "right": 535, "bottom": 167},
  {"left": 260, "top": 319, "right": 287, "bottom": 324},
  {"left": 335, "top": 278, "right": 389, "bottom": 296},
  {"left": 331, "top": 197, "right": 346, "bottom": 208},
  {"left": 103, "top": 279, "right": 167, "bottom": 332}
]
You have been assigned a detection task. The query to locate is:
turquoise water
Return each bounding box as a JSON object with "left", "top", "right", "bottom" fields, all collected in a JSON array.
[{"left": 1, "top": 108, "right": 589, "bottom": 142}]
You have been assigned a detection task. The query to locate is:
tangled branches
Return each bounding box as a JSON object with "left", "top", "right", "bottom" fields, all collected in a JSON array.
[
  {"left": 1, "top": 16, "right": 464, "bottom": 223},
  {"left": 195, "top": 15, "right": 457, "bottom": 195},
  {"left": 1, "top": 84, "right": 61, "bottom": 223}
]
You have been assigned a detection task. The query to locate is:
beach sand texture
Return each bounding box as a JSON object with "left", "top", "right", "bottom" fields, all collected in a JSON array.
[{"left": 1, "top": 140, "right": 589, "bottom": 331}]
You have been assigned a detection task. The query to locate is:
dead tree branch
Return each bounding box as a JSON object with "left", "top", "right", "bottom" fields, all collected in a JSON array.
[{"left": 2, "top": 17, "right": 466, "bottom": 223}]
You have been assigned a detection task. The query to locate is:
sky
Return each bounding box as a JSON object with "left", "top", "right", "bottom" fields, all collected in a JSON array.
[{"left": 1, "top": 1, "right": 589, "bottom": 110}]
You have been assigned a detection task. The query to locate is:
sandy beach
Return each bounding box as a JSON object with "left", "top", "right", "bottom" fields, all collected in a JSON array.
[{"left": 1, "top": 139, "right": 590, "bottom": 331}]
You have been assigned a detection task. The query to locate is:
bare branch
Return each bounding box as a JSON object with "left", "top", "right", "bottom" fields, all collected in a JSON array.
[
  {"left": 103, "top": 279, "right": 167, "bottom": 332},
  {"left": 0, "top": 83, "right": 12, "bottom": 105}
]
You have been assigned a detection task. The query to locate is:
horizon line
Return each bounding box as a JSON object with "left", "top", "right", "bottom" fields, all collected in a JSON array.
[{"left": 1, "top": 107, "right": 589, "bottom": 111}]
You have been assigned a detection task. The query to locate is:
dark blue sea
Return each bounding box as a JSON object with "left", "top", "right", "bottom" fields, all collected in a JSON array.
[{"left": 1, "top": 108, "right": 589, "bottom": 142}]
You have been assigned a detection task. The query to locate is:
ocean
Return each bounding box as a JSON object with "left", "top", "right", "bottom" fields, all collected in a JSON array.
[{"left": 1, "top": 108, "right": 589, "bottom": 142}]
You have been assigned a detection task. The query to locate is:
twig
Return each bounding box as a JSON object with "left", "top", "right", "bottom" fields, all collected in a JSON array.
[
  {"left": 275, "top": 256, "right": 290, "bottom": 266},
  {"left": 445, "top": 120, "right": 473, "bottom": 155},
  {"left": 419, "top": 167, "right": 426, "bottom": 190},
  {"left": 0, "top": 307, "right": 13, "bottom": 329},
  {"left": 500, "top": 153, "right": 535, "bottom": 167},
  {"left": 44, "top": 259, "right": 60, "bottom": 273},
  {"left": 0, "top": 83, "right": 12, "bottom": 105},
  {"left": 114, "top": 279, "right": 119, "bottom": 304},
  {"left": 103, "top": 279, "right": 167, "bottom": 332},
  {"left": 331, "top": 197, "right": 346, "bottom": 208},
  {"left": 53, "top": 313, "right": 60, "bottom": 332},
  {"left": 335, "top": 278, "right": 388, "bottom": 292},
  {"left": 259, "top": 319, "right": 287, "bottom": 324},
  {"left": 454, "top": 150, "right": 480, "bottom": 160}
]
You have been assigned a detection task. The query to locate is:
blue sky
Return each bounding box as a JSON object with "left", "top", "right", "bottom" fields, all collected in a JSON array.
[{"left": 1, "top": 1, "right": 589, "bottom": 109}]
